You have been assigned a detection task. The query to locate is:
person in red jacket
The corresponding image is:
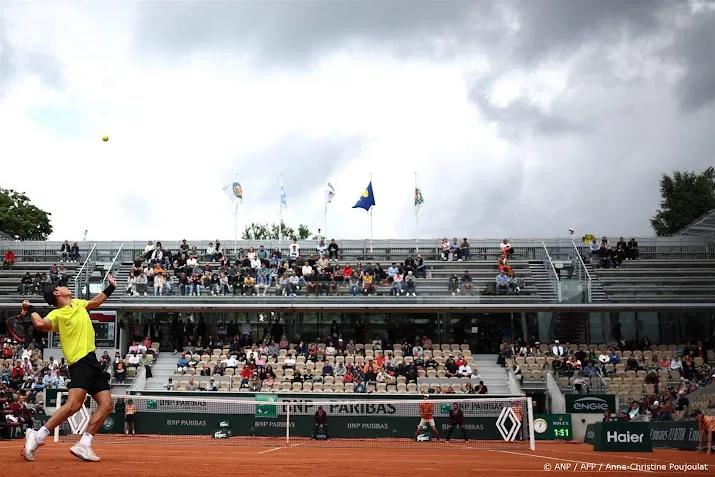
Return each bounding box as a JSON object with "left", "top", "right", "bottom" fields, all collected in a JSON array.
[
  {"left": 3, "top": 249, "right": 15, "bottom": 270},
  {"left": 10, "top": 394, "right": 34, "bottom": 430},
  {"left": 10, "top": 362, "right": 24, "bottom": 388}
]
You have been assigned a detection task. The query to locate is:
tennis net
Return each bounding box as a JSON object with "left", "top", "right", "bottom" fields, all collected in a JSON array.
[{"left": 51, "top": 393, "right": 535, "bottom": 450}]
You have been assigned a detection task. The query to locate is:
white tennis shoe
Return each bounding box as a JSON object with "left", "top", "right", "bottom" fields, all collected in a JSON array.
[
  {"left": 70, "top": 444, "right": 101, "bottom": 462},
  {"left": 22, "top": 428, "right": 44, "bottom": 461}
]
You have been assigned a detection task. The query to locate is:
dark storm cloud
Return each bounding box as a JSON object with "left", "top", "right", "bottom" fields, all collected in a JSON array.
[
  {"left": 670, "top": 8, "right": 715, "bottom": 112},
  {"left": 231, "top": 132, "right": 365, "bottom": 203},
  {"left": 468, "top": 75, "right": 582, "bottom": 138},
  {"left": 133, "top": 1, "right": 490, "bottom": 67},
  {"left": 0, "top": 31, "right": 65, "bottom": 95}
]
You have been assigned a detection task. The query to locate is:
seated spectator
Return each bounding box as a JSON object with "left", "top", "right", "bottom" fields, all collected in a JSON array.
[
  {"left": 607, "top": 348, "right": 620, "bottom": 364},
  {"left": 500, "top": 238, "right": 513, "bottom": 256},
  {"left": 3, "top": 249, "right": 15, "bottom": 270},
  {"left": 440, "top": 238, "right": 450, "bottom": 260},
  {"left": 322, "top": 360, "right": 334, "bottom": 377},
  {"left": 206, "top": 377, "right": 219, "bottom": 391},
  {"left": 461, "top": 238, "right": 470, "bottom": 261},
  {"left": 69, "top": 242, "right": 80, "bottom": 261},
  {"left": 589, "top": 239, "right": 600, "bottom": 259},
  {"left": 136, "top": 271, "right": 148, "bottom": 296},
  {"left": 508, "top": 271, "right": 521, "bottom": 294},
  {"left": 415, "top": 254, "right": 426, "bottom": 278},
  {"left": 164, "top": 378, "right": 175, "bottom": 390},
  {"left": 283, "top": 354, "right": 296, "bottom": 370},
  {"left": 20, "top": 273, "right": 33, "bottom": 295},
  {"left": 186, "top": 377, "right": 199, "bottom": 391},
  {"left": 475, "top": 381, "right": 488, "bottom": 394},
  {"left": 115, "top": 362, "right": 126, "bottom": 383},
  {"left": 457, "top": 361, "right": 472, "bottom": 378},
  {"left": 598, "top": 244, "right": 612, "bottom": 268},
  {"left": 627, "top": 238, "right": 639, "bottom": 260},
  {"left": 392, "top": 272, "right": 404, "bottom": 296},
  {"left": 670, "top": 356, "right": 683, "bottom": 372},
  {"left": 445, "top": 357, "right": 458, "bottom": 377},
  {"left": 497, "top": 256, "right": 512, "bottom": 274},
  {"left": 448, "top": 273, "right": 460, "bottom": 295},
  {"left": 495, "top": 271, "right": 509, "bottom": 295},
  {"left": 176, "top": 353, "right": 190, "bottom": 373},
  {"left": 361, "top": 273, "right": 374, "bottom": 295},
  {"left": 613, "top": 244, "right": 626, "bottom": 269},
  {"left": 60, "top": 240, "right": 71, "bottom": 262},
  {"left": 450, "top": 238, "right": 463, "bottom": 261}
]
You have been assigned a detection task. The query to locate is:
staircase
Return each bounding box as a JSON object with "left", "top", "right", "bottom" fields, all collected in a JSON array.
[
  {"left": 528, "top": 261, "right": 560, "bottom": 302},
  {"left": 584, "top": 263, "right": 609, "bottom": 302},
  {"left": 471, "top": 355, "right": 511, "bottom": 394},
  {"left": 550, "top": 313, "right": 589, "bottom": 344},
  {"left": 143, "top": 352, "right": 177, "bottom": 391}
]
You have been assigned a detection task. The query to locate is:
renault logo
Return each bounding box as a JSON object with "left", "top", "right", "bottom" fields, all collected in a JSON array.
[{"left": 496, "top": 407, "right": 521, "bottom": 442}]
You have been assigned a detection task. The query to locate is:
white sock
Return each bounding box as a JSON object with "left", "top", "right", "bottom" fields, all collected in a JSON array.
[
  {"left": 79, "top": 432, "right": 94, "bottom": 447},
  {"left": 37, "top": 426, "right": 50, "bottom": 442}
]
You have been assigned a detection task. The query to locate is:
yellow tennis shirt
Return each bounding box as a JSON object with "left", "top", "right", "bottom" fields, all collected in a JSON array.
[{"left": 48, "top": 299, "right": 95, "bottom": 365}]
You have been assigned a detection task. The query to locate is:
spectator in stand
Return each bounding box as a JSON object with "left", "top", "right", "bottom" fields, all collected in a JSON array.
[
  {"left": 450, "top": 238, "right": 463, "bottom": 261},
  {"left": 598, "top": 243, "right": 613, "bottom": 268},
  {"left": 404, "top": 271, "right": 416, "bottom": 296},
  {"left": 627, "top": 238, "right": 639, "bottom": 260},
  {"left": 457, "top": 360, "right": 472, "bottom": 378},
  {"left": 459, "top": 271, "right": 473, "bottom": 296},
  {"left": 207, "top": 377, "right": 219, "bottom": 391},
  {"left": 20, "top": 273, "right": 33, "bottom": 295},
  {"left": 500, "top": 239, "right": 514, "bottom": 257},
  {"left": 164, "top": 378, "right": 175, "bottom": 390},
  {"left": 461, "top": 238, "right": 470, "bottom": 261},
  {"left": 3, "top": 249, "right": 15, "bottom": 270},
  {"left": 613, "top": 244, "right": 626, "bottom": 269},
  {"left": 496, "top": 271, "right": 509, "bottom": 295},
  {"left": 448, "top": 273, "right": 460, "bottom": 295},
  {"left": 288, "top": 239, "right": 300, "bottom": 265},
  {"left": 414, "top": 254, "right": 426, "bottom": 278},
  {"left": 60, "top": 240, "right": 71, "bottom": 262},
  {"left": 327, "top": 239, "right": 339, "bottom": 260},
  {"left": 361, "top": 273, "right": 374, "bottom": 295},
  {"left": 508, "top": 271, "right": 521, "bottom": 295},
  {"left": 589, "top": 239, "right": 600, "bottom": 259},
  {"left": 69, "top": 242, "right": 80, "bottom": 262},
  {"left": 392, "top": 271, "right": 404, "bottom": 296},
  {"left": 176, "top": 353, "right": 190, "bottom": 374}
]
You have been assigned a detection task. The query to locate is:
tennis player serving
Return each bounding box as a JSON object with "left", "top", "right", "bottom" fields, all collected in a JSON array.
[{"left": 21, "top": 275, "right": 118, "bottom": 462}]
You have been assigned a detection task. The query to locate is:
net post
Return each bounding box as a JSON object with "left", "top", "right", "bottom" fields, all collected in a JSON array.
[
  {"left": 53, "top": 391, "right": 62, "bottom": 443},
  {"left": 526, "top": 396, "right": 535, "bottom": 451},
  {"left": 285, "top": 401, "right": 290, "bottom": 445}
]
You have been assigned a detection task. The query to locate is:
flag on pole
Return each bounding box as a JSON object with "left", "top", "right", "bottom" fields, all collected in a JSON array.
[
  {"left": 223, "top": 182, "right": 243, "bottom": 203},
  {"left": 326, "top": 183, "right": 335, "bottom": 204},
  {"left": 353, "top": 182, "right": 376, "bottom": 211},
  {"left": 280, "top": 184, "right": 287, "bottom": 209},
  {"left": 414, "top": 187, "right": 424, "bottom": 214}
]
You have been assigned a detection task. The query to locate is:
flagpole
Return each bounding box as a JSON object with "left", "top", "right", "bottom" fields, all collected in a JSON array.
[
  {"left": 279, "top": 174, "right": 283, "bottom": 248},
  {"left": 324, "top": 173, "right": 328, "bottom": 240},
  {"left": 415, "top": 172, "right": 419, "bottom": 253},
  {"left": 234, "top": 174, "right": 238, "bottom": 258},
  {"left": 369, "top": 172, "right": 373, "bottom": 254}
]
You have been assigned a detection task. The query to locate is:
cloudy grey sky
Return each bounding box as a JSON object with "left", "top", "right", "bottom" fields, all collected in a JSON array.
[{"left": 1, "top": 0, "right": 713, "bottom": 241}]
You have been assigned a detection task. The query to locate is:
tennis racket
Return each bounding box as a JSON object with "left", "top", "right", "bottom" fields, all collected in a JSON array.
[{"left": 6, "top": 313, "right": 32, "bottom": 344}]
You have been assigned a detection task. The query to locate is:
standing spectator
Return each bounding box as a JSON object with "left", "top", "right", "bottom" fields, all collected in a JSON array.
[
  {"left": 312, "top": 405, "right": 330, "bottom": 439},
  {"left": 446, "top": 403, "right": 468, "bottom": 442},
  {"left": 124, "top": 399, "right": 136, "bottom": 435},
  {"left": 3, "top": 249, "right": 15, "bottom": 270},
  {"left": 461, "top": 238, "right": 470, "bottom": 261}
]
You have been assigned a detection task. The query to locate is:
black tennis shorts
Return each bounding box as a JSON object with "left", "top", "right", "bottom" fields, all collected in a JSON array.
[{"left": 68, "top": 352, "right": 111, "bottom": 397}]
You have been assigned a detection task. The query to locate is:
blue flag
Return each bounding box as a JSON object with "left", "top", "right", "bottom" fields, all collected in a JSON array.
[
  {"left": 280, "top": 185, "right": 287, "bottom": 209},
  {"left": 353, "top": 182, "right": 376, "bottom": 211}
]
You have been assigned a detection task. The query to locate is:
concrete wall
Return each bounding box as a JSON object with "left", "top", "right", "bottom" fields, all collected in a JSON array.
[{"left": 572, "top": 413, "right": 602, "bottom": 442}]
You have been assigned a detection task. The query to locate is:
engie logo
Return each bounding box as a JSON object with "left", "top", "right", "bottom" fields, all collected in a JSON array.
[
  {"left": 606, "top": 431, "right": 643, "bottom": 443},
  {"left": 572, "top": 397, "right": 608, "bottom": 412}
]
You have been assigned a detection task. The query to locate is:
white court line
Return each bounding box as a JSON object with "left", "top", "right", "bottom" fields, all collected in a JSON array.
[
  {"left": 535, "top": 448, "right": 700, "bottom": 465},
  {"left": 493, "top": 450, "right": 654, "bottom": 473},
  {"left": 257, "top": 447, "right": 283, "bottom": 454}
]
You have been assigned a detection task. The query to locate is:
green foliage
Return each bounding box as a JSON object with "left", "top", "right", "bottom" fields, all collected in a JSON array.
[
  {"left": 0, "top": 188, "right": 53, "bottom": 240},
  {"left": 651, "top": 167, "right": 715, "bottom": 236},
  {"left": 241, "top": 221, "right": 312, "bottom": 241}
]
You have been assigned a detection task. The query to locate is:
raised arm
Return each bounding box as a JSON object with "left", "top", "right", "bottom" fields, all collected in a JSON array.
[
  {"left": 86, "top": 275, "right": 117, "bottom": 310},
  {"left": 21, "top": 301, "right": 53, "bottom": 332}
]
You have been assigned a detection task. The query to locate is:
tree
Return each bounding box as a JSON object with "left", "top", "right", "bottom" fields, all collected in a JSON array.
[
  {"left": 241, "top": 221, "right": 312, "bottom": 240},
  {"left": 651, "top": 167, "right": 715, "bottom": 236},
  {"left": 0, "top": 188, "right": 53, "bottom": 240}
]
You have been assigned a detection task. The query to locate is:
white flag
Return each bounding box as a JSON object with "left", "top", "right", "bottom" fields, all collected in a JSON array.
[
  {"left": 326, "top": 182, "right": 336, "bottom": 204},
  {"left": 223, "top": 182, "right": 243, "bottom": 203}
]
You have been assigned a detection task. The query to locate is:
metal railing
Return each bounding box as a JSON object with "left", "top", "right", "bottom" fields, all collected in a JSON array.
[
  {"left": 571, "top": 239, "right": 593, "bottom": 303},
  {"left": 541, "top": 241, "right": 562, "bottom": 302},
  {"left": 3, "top": 236, "right": 714, "bottom": 263},
  {"left": 507, "top": 368, "right": 525, "bottom": 395},
  {"left": 103, "top": 243, "right": 124, "bottom": 287},
  {"left": 73, "top": 244, "right": 96, "bottom": 298}
]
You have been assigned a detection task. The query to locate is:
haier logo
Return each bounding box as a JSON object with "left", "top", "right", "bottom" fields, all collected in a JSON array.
[
  {"left": 607, "top": 431, "right": 643, "bottom": 443},
  {"left": 572, "top": 397, "right": 608, "bottom": 412}
]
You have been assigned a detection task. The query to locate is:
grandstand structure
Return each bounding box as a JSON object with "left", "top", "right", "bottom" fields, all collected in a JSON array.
[{"left": 1, "top": 235, "right": 714, "bottom": 413}]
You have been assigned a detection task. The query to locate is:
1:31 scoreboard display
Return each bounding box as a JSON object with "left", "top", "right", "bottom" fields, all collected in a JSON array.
[{"left": 533, "top": 414, "right": 573, "bottom": 440}]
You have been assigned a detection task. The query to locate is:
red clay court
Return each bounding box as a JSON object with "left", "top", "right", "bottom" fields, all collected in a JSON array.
[{"left": 2, "top": 441, "right": 714, "bottom": 477}]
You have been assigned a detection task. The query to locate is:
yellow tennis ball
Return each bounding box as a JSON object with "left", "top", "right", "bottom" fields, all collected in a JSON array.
[{"left": 102, "top": 136, "right": 109, "bottom": 142}]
